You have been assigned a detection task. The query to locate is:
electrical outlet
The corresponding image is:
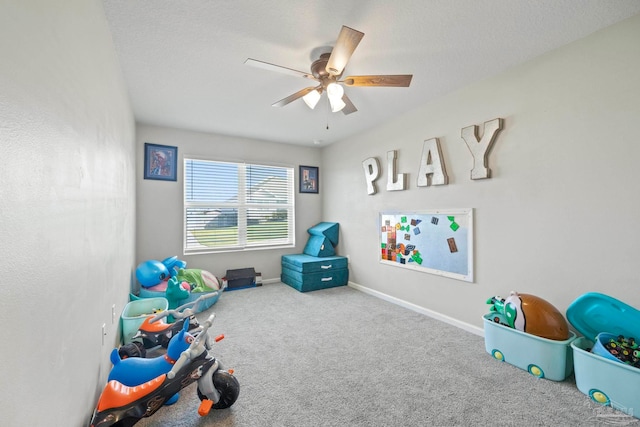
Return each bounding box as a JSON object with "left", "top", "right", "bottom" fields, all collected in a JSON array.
[
  {"left": 112, "top": 304, "right": 116, "bottom": 324},
  {"left": 102, "top": 323, "right": 106, "bottom": 346},
  {"left": 346, "top": 254, "right": 350, "bottom": 263}
]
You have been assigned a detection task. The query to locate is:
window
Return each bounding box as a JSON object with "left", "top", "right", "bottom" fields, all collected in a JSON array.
[{"left": 184, "top": 158, "right": 295, "bottom": 254}]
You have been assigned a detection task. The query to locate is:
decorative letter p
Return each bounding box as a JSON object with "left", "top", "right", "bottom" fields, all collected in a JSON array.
[{"left": 362, "top": 157, "right": 381, "bottom": 195}]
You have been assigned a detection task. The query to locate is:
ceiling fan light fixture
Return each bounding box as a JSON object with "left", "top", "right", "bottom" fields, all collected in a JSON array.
[
  {"left": 327, "top": 82, "right": 345, "bottom": 112},
  {"left": 302, "top": 89, "right": 321, "bottom": 109},
  {"left": 329, "top": 96, "right": 346, "bottom": 113},
  {"left": 327, "top": 82, "right": 344, "bottom": 99},
  {"left": 247, "top": 26, "right": 411, "bottom": 116}
]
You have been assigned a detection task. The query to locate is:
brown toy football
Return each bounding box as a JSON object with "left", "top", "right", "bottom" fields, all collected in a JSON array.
[{"left": 500, "top": 291, "right": 570, "bottom": 341}]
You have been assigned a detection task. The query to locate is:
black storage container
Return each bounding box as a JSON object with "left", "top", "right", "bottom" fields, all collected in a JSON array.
[{"left": 225, "top": 268, "right": 256, "bottom": 290}]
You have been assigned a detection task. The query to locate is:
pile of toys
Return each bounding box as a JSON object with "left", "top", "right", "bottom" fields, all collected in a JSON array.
[
  {"left": 134, "top": 256, "right": 223, "bottom": 313},
  {"left": 485, "top": 290, "right": 640, "bottom": 419},
  {"left": 603, "top": 335, "right": 640, "bottom": 369},
  {"left": 486, "top": 291, "right": 570, "bottom": 341},
  {"left": 90, "top": 295, "right": 240, "bottom": 426}
]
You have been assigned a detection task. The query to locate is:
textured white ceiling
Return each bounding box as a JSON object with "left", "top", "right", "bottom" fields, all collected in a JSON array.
[{"left": 102, "top": 0, "right": 640, "bottom": 146}]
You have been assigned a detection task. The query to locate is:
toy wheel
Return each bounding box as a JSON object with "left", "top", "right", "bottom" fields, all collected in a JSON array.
[
  {"left": 118, "top": 341, "right": 146, "bottom": 359},
  {"left": 527, "top": 364, "right": 544, "bottom": 378},
  {"left": 198, "top": 370, "right": 240, "bottom": 409},
  {"left": 589, "top": 389, "right": 610, "bottom": 406},
  {"left": 491, "top": 349, "right": 504, "bottom": 362}
]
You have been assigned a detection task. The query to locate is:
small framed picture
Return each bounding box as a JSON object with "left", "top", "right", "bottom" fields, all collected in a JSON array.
[
  {"left": 299, "top": 165, "right": 319, "bottom": 194},
  {"left": 144, "top": 143, "right": 178, "bottom": 181}
]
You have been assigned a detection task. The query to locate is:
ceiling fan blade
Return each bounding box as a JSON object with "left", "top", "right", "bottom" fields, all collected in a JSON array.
[
  {"left": 343, "top": 75, "right": 413, "bottom": 87},
  {"left": 341, "top": 94, "right": 357, "bottom": 115},
  {"left": 326, "top": 26, "right": 364, "bottom": 76},
  {"left": 272, "top": 87, "right": 317, "bottom": 107},
  {"left": 245, "top": 58, "right": 317, "bottom": 81}
]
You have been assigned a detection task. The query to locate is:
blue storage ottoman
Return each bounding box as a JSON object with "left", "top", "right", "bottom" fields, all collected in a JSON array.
[
  {"left": 303, "top": 235, "right": 335, "bottom": 257},
  {"left": 281, "top": 254, "right": 348, "bottom": 292},
  {"left": 303, "top": 222, "right": 340, "bottom": 257},
  {"left": 307, "top": 222, "right": 340, "bottom": 246}
]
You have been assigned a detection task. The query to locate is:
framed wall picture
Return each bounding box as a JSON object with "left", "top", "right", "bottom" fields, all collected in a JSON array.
[
  {"left": 299, "top": 165, "right": 319, "bottom": 193},
  {"left": 144, "top": 143, "right": 178, "bottom": 181}
]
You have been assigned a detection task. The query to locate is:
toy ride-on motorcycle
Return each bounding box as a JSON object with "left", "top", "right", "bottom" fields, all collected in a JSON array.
[
  {"left": 117, "top": 298, "right": 205, "bottom": 360},
  {"left": 90, "top": 295, "right": 240, "bottom": 427}
]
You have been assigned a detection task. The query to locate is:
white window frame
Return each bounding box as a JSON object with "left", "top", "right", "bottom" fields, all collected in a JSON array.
[{"left": 183, "top": 158, "right": 295, "bottom": 255}]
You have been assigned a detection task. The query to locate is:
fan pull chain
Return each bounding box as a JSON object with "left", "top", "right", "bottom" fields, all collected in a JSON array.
[{"left": 326, "top": 97, "right": 330, "bottom": 130}]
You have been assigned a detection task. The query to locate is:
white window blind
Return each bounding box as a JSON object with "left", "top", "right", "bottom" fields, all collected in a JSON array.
[{"left": 184, "top": 158, "right": 295, "bottom": 254}]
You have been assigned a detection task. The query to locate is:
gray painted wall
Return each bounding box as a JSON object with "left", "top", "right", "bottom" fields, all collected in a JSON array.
[
  {"left": 322, "top": 14, "right": 640, "bottom": 331},
  {"left": 0, "top": 1, "right": 135, "bottom": 425},
  {"left": 135, "top": 124, "right": 323, "bottom": 282}
]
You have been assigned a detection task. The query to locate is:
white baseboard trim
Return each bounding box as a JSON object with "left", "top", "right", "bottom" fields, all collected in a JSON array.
[
  {"left": 261, "top": 278, "right": 281, "bottom": 285},
  {"left": 348, "top": 281, "right": 484, "bottom": 337}
]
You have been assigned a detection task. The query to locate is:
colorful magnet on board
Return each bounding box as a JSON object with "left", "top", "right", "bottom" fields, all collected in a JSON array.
[{"left": 447, "top": 237, "right": 458, "bottom": 253}]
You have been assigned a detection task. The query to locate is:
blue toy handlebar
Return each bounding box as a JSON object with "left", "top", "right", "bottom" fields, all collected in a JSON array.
[{"left": 168, "top": 313, "right": 216, "bottom": 379}]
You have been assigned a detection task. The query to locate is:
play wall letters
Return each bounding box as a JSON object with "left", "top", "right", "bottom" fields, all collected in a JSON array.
[{"left": 362, "top": 118, "right": 504, "bottom": 195}]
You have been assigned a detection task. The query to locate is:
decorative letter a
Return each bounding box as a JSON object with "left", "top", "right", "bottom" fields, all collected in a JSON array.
[{"left": 417, "top": 138, "right": 448, "bottom": 187}]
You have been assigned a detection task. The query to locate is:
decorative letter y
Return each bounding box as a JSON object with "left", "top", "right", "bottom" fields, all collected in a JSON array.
[{"left": 461, "top": 118, "right": 504, "bottom": 180}]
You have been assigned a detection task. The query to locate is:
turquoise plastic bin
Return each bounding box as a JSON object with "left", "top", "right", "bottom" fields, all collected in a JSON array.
[
  {"left": 483, "top": 313, "right": 576, "bottom": 381},
  {"left": 571, "top": 337, "right": 640, "bottom": 417},
  {"left": 567, "top": 292, "right": 640, "bottom": 419},
  {"left": 121, "top": 297, "right": 168, "bottom": 344}
]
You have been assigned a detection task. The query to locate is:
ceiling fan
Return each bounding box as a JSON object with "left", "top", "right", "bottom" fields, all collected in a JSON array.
[{"left": 245, "top": 25, "right": 413, "bottom": 115}]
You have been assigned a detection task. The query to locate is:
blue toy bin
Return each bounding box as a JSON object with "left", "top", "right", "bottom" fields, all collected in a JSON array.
[
  {"left": 483, "top": 314, "right": 576, "bottom": 381},
  {"left": 591, "top": 332, "right": 631, "bottom": 363},
  {"left": 567, "top": 292, "right": 640, "bottom": 419},
  {"left": 121, "top": 297, "right": 168, "bottom": 344}
]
